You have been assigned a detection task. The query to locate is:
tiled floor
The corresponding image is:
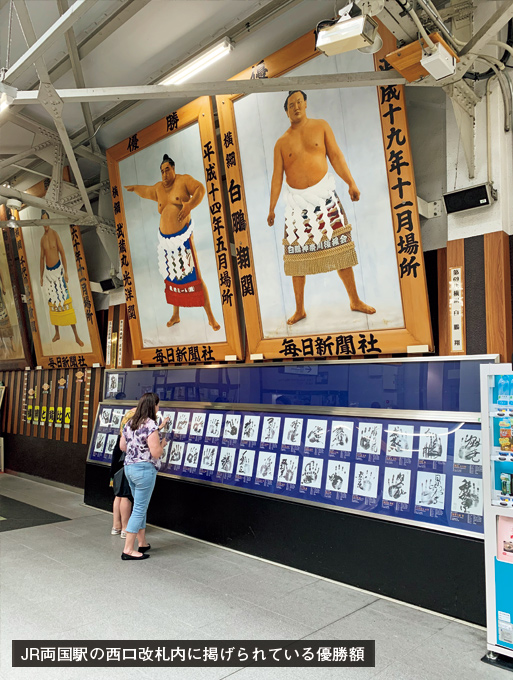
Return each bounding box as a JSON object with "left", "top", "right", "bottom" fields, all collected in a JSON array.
[{"left": 0, "top": 473, "right": 504, "bottom": 679}]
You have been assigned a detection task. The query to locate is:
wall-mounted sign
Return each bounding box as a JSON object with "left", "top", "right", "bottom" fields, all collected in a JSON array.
[{"left": 449, "top": 266, "right": 464, "bottom": 353}]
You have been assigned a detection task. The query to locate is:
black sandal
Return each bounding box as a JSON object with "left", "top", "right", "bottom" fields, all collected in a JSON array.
[
  {"left": 139, "top": 544, "right": 151, "bottom": 553},
  {"left": 121, "top": 552, "right": 150, "bottom": 560}
]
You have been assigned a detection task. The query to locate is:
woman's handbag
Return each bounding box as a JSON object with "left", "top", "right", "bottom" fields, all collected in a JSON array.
[{"left": 112, "top": 466, "right": 126, "bottom": 496}]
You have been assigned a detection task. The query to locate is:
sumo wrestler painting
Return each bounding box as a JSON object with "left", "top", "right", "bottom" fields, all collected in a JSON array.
[
  {"left": 267, "top": 89, "right": 374, "bottom": 326},
  {"left": 109, "top": 96, "right": 242, "bottom": 364},
  {"left": 217, "top": 37, "right": 432, "bottom": 357},
  {"left": 13, "top": 205, "right": 103, "bottom": 367},
  {"left": 124, "top": 154, "right": 220, "bottom": 332}
]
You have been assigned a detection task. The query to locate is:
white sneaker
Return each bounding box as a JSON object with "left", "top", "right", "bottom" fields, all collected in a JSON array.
[
  {"left": 120, "top": 531, "right": 127, "bottom": 539},
  {"left": 111, "top": 528, "right": 121, "bottom": 535}
]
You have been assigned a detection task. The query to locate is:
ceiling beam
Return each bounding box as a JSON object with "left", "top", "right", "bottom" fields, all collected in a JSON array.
[
  {"left": 0, "top": 139, "right": 52, "bottom": 170},
  {"left": 424, "top": 2, "right": 513, "bottom": 88},
  {"left": 0, "top": 218, "right": 81, "bottom": 227},
  {"left": 56, "top": 0, "right": 100, "bottom": 154},
  {"left": 4, "top": 0, "right": 96, "bottom": 84},
  {"left": 12, "top": 0, "right": 93, "bottom": 215},
  {"left": 11, "top": 70, "right": 406, "bottom": 106},
  {"left": 0, "top": 184, "right": 96, "bottom": 223},
  {"left": 3, "top": 109, "right": 106, "bottom": 165},
  {"left": 459, "top": 2, "right": 513, "bottom": 56}
]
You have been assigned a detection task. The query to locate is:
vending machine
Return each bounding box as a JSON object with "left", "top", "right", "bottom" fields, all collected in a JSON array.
[{"left": 481, "top": 363, "right": 513, "bottom": 660}]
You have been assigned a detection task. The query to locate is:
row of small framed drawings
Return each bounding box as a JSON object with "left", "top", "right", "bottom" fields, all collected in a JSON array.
[{"left": 87, "top": 404, "right": 484, "bottom": 538}]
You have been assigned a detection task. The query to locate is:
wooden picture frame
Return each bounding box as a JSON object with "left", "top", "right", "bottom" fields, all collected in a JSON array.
[
  {"left": 216, "top": 28, "right": 433, "bottom": 359},
  {"left": 106, "top": 96, "right": 243, "bottom": 366},
  {"left": 0, "top": 205, "right": 33, "bottom": 370},
  {"left": 11, "top": 207, "right": 103, "bottom": 369}
]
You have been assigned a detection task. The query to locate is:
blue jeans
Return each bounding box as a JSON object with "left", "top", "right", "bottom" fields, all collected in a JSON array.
[{"left": 124, "top": 462, "right": 157, "bottom": 534}]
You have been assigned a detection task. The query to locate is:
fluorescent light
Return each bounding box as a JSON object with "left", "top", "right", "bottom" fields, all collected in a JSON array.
[
  {"left": 0, "top": 99, "right": 9, "bottom": 114},
  {"left": 160, "top": 38, "right": 233, "bottom": 86}
]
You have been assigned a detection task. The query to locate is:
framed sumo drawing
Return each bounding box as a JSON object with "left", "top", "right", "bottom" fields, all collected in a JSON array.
[
  {"left": 0, "top": 206, "right": 32, "bottom": 370},
  {"left": 216, "top": 28, "right": 433, "bottom": 359},
  {"left": 106, "top": 96, "right": 243, "bottom": 365},
  {"left": 12, "top": 206, "right": 103, "bottom": 369}
]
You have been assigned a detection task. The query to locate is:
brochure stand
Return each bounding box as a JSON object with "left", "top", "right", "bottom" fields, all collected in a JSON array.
[{"left": 481, "top": 363, "right": 513, "bottom": 664}]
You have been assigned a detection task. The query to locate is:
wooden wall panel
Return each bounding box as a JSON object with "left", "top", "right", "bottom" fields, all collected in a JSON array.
[
  {"left": 25, "top": 370, "right": 34, "bottom": 435},
  {"left": 82, "top": 368, "right": 92, "bottom": 445},
  {"left": 2, "top": 371, "right": 10, "bottom": 432},
  {"left": 31, "top": 369, "right": 42, "bottom": 437},
  {"left": 0, "top": 368, "right": 98, "bottom": 444},
  {"left": 20, "top": 370, "right": 29, "bottom": 435},
  {"left": 485, "top": 231, "right": 513, "bottom": 362},
  {"left": 54, "top": 370, "right": 65, "bottom": 442},
  {"left": 12, "top": 370, "right": 22, "bottom": 435},
  {"left": 63, "top": 371, "right": 74, "bottom": 443},
  {"left": 47, "top": 369, "right": 57, "bottom": 440}
]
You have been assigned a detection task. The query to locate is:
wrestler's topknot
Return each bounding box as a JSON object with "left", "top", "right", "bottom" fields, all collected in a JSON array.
[
  {"left": 160, "top": 154, "right": 175, "bottom": 169},
  {"left": 284, "top": 90, "right": 307, "bottom": 112}
]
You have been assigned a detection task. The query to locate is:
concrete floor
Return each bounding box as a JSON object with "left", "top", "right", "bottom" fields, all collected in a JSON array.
[{"left": 0, "top": 473, "right": 505, "bottom": 679}]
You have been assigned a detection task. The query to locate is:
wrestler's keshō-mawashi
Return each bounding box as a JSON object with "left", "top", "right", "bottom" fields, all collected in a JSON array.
[
  {"left": 157, "top": 220, "right": 205, "bottom": 307},
  {"left": 282, "top": 172, "right": 358, "bottom": 277},
  {"left": 43, "top": 260, "right": 77, "bottom": 326}
]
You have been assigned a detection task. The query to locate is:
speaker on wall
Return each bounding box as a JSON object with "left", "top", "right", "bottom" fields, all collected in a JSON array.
[{"left": 443, "top": 183, "right": 493, "bottom": 214}]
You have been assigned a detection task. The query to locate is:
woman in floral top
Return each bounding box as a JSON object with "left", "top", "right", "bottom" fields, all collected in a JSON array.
[{"left": 120, "top": 393, "right": 169, "bottom": 560}]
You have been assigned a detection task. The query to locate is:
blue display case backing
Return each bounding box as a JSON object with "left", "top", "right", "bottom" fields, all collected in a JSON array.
[
  {"left": 103, "top": 356, "right": 497, "bottom": 413},
  {"left": 89, "top": 401, "right": 482, "bottom": 538}
]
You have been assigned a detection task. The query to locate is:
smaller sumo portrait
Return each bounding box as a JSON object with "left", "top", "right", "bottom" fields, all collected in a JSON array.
[
  {"left": 124, "top": 154, "right": 220, "bottom": 332},
  {"left": 18, "top": 207, "right": 92, "bottom": 357},
  {"left": 118, "top": 119, "right": 227, "bottom": 350},
  {"left": 39, "top": 211, "right": 84, "bottom": 347},
  {"left": 0, "top": 234, "right": 25, "bottom": 362}
]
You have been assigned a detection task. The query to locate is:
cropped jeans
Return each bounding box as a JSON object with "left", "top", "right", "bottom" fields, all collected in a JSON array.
[{"left": 124, "top": 462, "right": 157, "bottom": 534}]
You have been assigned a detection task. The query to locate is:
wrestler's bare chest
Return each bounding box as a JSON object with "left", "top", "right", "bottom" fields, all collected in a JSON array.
[
  {"left": 42, "top": 233, "right": 58, "bottom": 253},
  {"left": 282, "top": 126, "right": 326, "bottom": 163},
  {"left": 156, "top": 180, "right": 189, "bottom": 214}
]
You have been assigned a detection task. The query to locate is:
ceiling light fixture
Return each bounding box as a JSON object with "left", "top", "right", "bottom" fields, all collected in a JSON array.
[
  {"left": 316, "top": 3, "right": 382, "bottom": 57},
  {"left": 160, "top": 38, "right": 234, "bottom": 86}
]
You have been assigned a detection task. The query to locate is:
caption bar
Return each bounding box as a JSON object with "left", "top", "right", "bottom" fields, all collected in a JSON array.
[{"left": 13, "top": 641, "right": 375, "bottom": 667}]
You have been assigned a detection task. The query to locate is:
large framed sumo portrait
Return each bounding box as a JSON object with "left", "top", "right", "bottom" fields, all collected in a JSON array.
[
  {"left": 0, "top": 207, "right": 32, "bottom": 370},
  {"left": 13, "top": 207, "right": 103, "bottom": 369},
  {"left": 106, "top": 96, "right": 243, "bottom": 365},
  {"left": 217, "top": 30, "right": 433, "bottom": 358}
]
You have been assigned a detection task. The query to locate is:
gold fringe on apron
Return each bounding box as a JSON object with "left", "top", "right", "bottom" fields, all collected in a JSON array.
[
  {"left": 282, "top": 173, "right": 358, "bottom": 276},
  {"left": 283, "top": 223, "right": 358, "bottom": 276}
]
